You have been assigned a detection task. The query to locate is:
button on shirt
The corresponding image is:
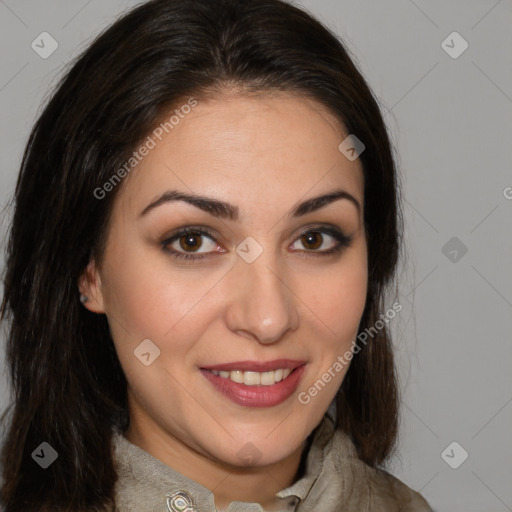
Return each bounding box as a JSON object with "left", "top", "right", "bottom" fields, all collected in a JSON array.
[{"left": 112, "top": 414, "right": 433, "bottom": 512}]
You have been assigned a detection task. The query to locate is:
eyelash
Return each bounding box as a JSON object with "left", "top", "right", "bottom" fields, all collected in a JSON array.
[{"left": 161, "top": 225, "right": 353, "bottom": 262}]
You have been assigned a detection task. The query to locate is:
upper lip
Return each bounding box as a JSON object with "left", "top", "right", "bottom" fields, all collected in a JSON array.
[{"left": 201, "top": 359, "right": 306, "bottom": 372}]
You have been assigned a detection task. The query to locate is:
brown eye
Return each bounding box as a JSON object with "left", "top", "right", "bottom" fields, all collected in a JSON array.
[
  {"left": 179, "top": 232, "right": 204, "bottom": 252},
  {"left": 300, "top": 231, "right": 323, "bottom": 250},
  {"left": 162, "top": 227, "right": 224, "bottom": 262},
  {"left": 290, "top": 226, "right": 353, "bottom": 257}
]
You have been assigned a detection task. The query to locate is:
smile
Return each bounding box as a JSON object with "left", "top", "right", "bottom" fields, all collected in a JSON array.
[{"left": 200, "top": 360, "right": 307, "bottom": 408}]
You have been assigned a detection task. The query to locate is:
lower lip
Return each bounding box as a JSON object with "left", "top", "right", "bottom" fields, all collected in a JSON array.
[{"left": 201, "top": 365, "right": 306, "bottom": 408}]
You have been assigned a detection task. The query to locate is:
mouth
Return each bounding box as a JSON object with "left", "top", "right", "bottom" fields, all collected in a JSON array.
[
  {"left": 200, "top": 359, "right": 306, "bottom": 407},
  {"left": 206, "top": 368, "right": 293, "bottom": 386}
]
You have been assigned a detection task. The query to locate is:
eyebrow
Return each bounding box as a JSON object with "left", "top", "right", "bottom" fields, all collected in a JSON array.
[{"left": 138, "top": 188, "right": 361, "bottom": 220}]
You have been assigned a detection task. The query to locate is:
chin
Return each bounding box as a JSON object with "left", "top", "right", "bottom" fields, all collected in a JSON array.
[{"left": 218, "top": 434, "right": 304, "bottom": 469}]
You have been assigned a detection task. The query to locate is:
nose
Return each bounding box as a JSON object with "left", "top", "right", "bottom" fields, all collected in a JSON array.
[{"left": 224, "top": 253, "right": 299, "bottom": 345}]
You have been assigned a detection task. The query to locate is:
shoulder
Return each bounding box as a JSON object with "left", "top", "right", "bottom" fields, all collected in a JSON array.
[
  {"left": 322, "top": 425, "right": 433, "bottom": 511},
  {"left": 312, "top": 424, "right": 433, "bottom": 512},
  {"left": 362, "top": 465, "right": 433, "bottom": 511}
]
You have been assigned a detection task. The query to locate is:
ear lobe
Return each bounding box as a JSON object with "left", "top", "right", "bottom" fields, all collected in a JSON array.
[{"left": 77, "top": 259, "right": 105, "bottom": 313}]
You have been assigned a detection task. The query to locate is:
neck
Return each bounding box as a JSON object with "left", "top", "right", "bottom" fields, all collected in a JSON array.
[{"left": 124, "top": 410, "right": 306, "bottom": 508}]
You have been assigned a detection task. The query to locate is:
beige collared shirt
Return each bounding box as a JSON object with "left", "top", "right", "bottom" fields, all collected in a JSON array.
[{"left": 112, "top": 415, "right": 433, "bottom": 511}]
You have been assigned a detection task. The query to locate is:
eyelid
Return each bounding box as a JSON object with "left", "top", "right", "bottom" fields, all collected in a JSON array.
[
  {"left": 161, "top": 225, "right": 219, "bottom": 242},
  {"left": 289, "top": 222, "right": 348, "bottom": 241}
]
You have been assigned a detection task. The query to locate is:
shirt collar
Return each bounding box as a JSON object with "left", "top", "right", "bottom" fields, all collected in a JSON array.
[{"left": 112, "top": 413, "right": 354, "bottom": 511}]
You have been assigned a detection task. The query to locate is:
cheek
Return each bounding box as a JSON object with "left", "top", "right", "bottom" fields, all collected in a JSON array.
[
  {"left": 295, "top": 262, "right": 367, "bottom": 414},
  {"left": 304, "top": 259, "right": 368, "bottom": 340},
  {"left": 101, "top": 240, "right": 205, "bottom": 337}
]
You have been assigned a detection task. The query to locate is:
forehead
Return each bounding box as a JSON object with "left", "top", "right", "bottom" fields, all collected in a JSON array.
[{"left": 117, "top": 92, "right": 364, "bottom": 221}]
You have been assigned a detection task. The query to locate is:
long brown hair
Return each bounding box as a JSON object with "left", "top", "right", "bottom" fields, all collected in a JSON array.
[{"left": 0, "top": 0, "right": 402, "bottom": 510}]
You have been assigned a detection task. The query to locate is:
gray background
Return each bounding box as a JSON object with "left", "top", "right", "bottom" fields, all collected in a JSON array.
[{"left": 0, "top": 1, "right": 511, "bottom": 510}]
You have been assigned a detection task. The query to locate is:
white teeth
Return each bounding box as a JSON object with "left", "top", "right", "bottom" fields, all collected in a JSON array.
[
  {"left": 230, "top": 370, "right": 244, "bottom": 384},
  {"left": 260, "top": 371, "right": 275, "bottom": 385},
  {"left": 243, "top": 371, "right": 260, "bottom": 386},
  {"left": 209, "top": 368, "right": 294, "bottom": 386}
]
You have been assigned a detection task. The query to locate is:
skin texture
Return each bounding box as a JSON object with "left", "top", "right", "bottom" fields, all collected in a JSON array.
[{"left": 79, "top": 91, "right": 368, "bottom": 509}]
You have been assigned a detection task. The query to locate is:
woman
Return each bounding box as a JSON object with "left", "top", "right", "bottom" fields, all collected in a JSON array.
[{"left": 0, "top": 0, "right": 432, "bottom": 510}]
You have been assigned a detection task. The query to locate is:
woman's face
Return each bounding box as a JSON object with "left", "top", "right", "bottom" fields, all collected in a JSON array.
[{"left": 82, "top": 91, "right": 367, "bottom": 469}]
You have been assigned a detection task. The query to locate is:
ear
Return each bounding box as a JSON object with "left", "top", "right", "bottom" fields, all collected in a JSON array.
[{"left": 77, "top": 259, "right": 105, "bottom": 313}]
